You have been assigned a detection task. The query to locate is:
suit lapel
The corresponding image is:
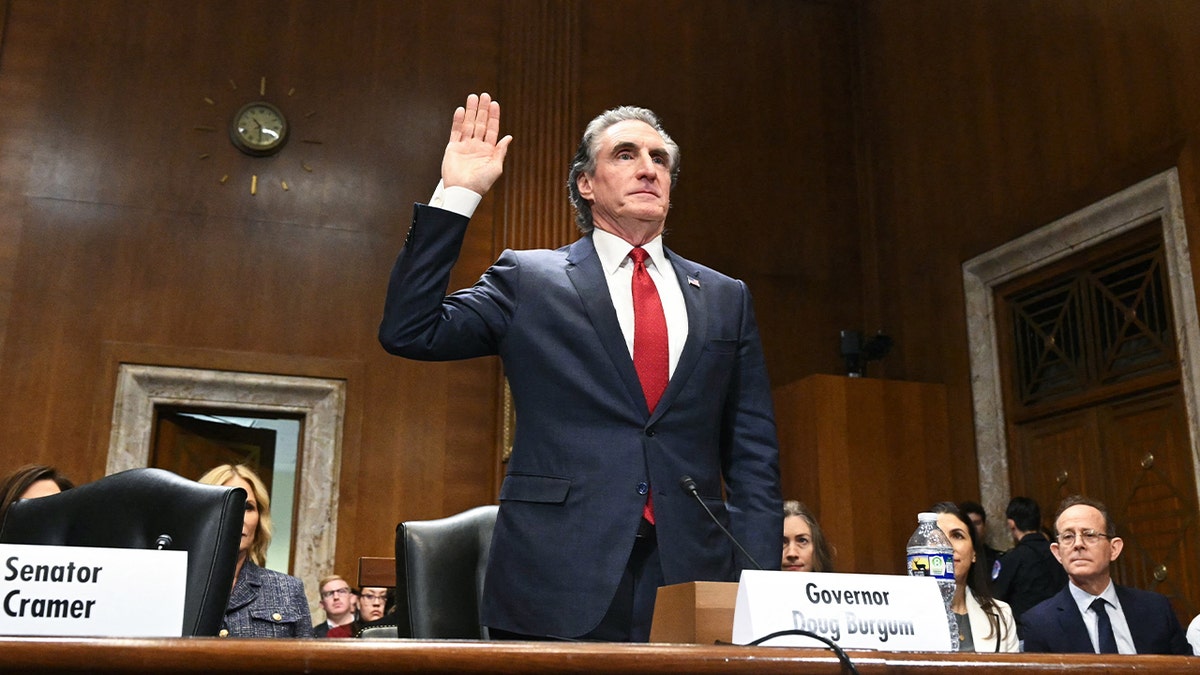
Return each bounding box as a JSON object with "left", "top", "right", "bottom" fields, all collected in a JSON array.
[
  {"left": 226, "top": 562, "right": 261, "bottom": 612},
  {"left": 565, "top": 237, "right": 646, "bottom": 413},
  {"left": 1053, "top": 587, "right": 1094, "bottom": 652},
  {"left": 652, "top": 247, "right": 706, "bottom": 421}
]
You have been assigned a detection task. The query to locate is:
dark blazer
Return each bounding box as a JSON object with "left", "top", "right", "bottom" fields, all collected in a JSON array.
[
  {"left": 993, "top": 532, "right": 1068, "bottom": 622},
  {"left": 221, "top": 561, "right": 314, "bottom": 638},
  {"left": 1021, "top": 583, "right": 1192, "bottom": 655},
  {"left": 380, "top": 205, "right": 782, "bottom": 638}
]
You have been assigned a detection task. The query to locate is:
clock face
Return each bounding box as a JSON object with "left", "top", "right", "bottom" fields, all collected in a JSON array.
[{"left": 230, "top": 101, "right": 288, "bottom": 156}]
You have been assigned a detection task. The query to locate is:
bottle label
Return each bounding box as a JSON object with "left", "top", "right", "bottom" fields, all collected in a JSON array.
[{"left": 906, "top": 552, "right": 954, "bottom": 580}]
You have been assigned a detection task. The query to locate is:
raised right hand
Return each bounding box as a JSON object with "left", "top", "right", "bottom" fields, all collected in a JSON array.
[{"left": 441, "top": 92, "right": 514, "bottom": 195}]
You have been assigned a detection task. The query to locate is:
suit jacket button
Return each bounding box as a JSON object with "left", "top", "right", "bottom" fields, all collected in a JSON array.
[
  {"left": 272, "top": 612, "right": 283, "bottom": 622},
  {"left": 637, "top": 482, "right": 649, "bottom": 495},
  {"left": 645, "top": 427, "right": 655, "bottom": 437}
]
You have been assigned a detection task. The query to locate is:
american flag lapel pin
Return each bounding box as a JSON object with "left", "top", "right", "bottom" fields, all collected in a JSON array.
[{"left": 688, "top": 275, "right": 700, "bottom": 288}]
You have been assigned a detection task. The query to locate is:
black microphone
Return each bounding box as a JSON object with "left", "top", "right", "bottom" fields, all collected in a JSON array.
[
  {"left": 155, "top": 534, "right": 173, "bottom": 550},
  {"left": 679, "top": 475, "right": 762, "bottom": 570}
]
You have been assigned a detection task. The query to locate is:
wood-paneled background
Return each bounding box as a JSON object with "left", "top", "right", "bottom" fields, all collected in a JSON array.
[{"left": 3, "top": 0, "right": 1200, "bottom": 584}]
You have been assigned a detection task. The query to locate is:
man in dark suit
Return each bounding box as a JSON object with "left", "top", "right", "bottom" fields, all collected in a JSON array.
[
  {"left": 992, "top": 497, "right": 1067, "bottom": 634},
  {"left": 1020, "top": 495, "right": 1191, "bottom": 655},
  {"left": 379, "top": 93, "right": 782, "bottom": 642}
]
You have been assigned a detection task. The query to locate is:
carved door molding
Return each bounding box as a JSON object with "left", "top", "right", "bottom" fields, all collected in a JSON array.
[{"left": 962, "top": 168, "right": 1200, "bottom": 547}]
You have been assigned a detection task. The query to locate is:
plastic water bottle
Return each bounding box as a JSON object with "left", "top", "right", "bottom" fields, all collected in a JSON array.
[{"left": 906, "top": 512, "right": 959, "bottom": 651}]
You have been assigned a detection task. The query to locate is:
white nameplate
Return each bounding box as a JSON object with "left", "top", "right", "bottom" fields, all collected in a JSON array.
[
  {"left": 733, "top": 570, "right": 952, "bottom": 651},
  {"left": 0, "top": 543, "right": 187, "bottom": 637}
]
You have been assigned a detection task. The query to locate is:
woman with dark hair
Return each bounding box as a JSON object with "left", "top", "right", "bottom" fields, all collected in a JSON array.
[
  {"left": 198, "top": 464, "right": 312, "bottom": 638},
  {"left": 782, "top": 500, "right": 835, "bottom": 572},
  {"left": 932, "top": 501, "right": 1018, "bottom": 652},
  {"left": 0, "top": 464, "right": 73, "bottom": 522}
]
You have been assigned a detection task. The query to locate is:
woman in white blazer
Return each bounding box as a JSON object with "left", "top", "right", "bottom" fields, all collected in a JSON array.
[{"left": 934, "top": 502, "right": 1019, "bottom": 652}]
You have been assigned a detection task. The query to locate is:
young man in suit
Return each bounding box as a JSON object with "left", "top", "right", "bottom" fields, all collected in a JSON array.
[
  {"left": 379, "top": 93, "right": 782, "bottom": 641},
  {"left": 1020, "top": 495, "right": 1191, "bottom": 654}
]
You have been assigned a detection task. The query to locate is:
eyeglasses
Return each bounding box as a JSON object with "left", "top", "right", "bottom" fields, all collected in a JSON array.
[
  {"left": 360, "top": 593, "right": 388, "bottom": 604},
  {"left": 321, "top": 587, "right": 352, "bottom": 599},
  {"left": 1056, "top": 530, "right": 1112, "bottom": 547}
]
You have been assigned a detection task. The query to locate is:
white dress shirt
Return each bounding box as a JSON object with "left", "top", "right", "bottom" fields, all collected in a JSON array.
[{"left": 590, "top": 227, "right": 688, "bottom": 377}]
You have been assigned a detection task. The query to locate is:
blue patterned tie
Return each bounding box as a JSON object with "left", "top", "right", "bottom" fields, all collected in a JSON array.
[{"left": 1090, "top": 597, "right": 1118, "bottom": 654}]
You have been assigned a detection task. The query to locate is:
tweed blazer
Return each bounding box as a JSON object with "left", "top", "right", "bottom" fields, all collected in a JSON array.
[{"left": 221, "top": 561, "right": 313, "bottom": 638}]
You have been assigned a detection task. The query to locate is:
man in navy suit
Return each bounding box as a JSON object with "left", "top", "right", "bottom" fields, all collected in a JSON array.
[
  {"left": 379, "top": 93, "right": 781, "bottom": 642},
  {"left": 1020, "top": 495, "right": 1191, "bottom": 654}
]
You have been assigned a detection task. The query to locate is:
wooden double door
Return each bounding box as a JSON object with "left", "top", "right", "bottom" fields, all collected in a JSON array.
[
  {"left": 1009, "top": 385, "right": 1200, "bottom": 621},
  {"left": 998, "top": 222, "right": 1200, "bottom": 623}
]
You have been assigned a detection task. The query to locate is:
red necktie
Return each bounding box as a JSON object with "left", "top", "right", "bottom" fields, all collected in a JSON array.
[{"left": 630, "top": 247, "right": 668, "bottom": 524}]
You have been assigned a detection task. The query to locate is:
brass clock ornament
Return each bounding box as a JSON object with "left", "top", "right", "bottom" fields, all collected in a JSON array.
[
  {"left": 230, "top": 101, "right": 289, "bottom": 156},
  {"left": 195, "top": 76, "right": 322, "bottom": 194}
]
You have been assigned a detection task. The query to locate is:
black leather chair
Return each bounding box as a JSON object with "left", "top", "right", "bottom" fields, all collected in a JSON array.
[
  {"left": 0, "top": 467, "right": 245, "bottom": 636},
  {"left": 383, "top": 504, "right": 499, "bottom": 639}
]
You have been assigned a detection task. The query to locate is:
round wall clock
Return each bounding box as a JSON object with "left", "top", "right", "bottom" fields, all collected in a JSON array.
[{"left": 229, "top": 101, "right": 289, "bottom": 156}]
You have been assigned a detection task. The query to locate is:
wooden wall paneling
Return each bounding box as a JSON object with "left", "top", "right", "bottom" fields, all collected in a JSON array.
[
  {"left": 774, "top": 374, "right": 951, "bottom": 575},
  {"left": 0, "top": 0, "right": 511, "bottom": 583},
  {"left": 574, "top": 1, "right": 863, "bottom": 387},
  {"left": 855, "top": 1, "right": 1200, "bottom": 510},
  {"left": 498, "top": 0, "right": 579, "bottom": 254}
]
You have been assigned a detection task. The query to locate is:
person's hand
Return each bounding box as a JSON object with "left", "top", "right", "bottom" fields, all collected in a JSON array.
[{"left": 441, "top": 92, "right": 513, "bottom": 195}]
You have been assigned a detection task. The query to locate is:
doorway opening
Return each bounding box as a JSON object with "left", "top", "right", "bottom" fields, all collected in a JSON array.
[{"left": 153, "top": 407, "right": 303, "bottom": 573}]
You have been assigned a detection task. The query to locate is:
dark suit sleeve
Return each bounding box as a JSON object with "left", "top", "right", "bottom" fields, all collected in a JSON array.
[
  {"left": 719, "top": 280, "right": 783, "bottom": 571},
  {"left": 379, "top": 204, "right": 515, "bottom": 360},
  {"left": 1154, "top": 594, "right": 1193, "bottom": 655},
  {"left": 991, "top": 549, "right": 1019, "bottom": 600},
  {"left": 1016, "top": 596, "right": 1060, "bottom": 652}
]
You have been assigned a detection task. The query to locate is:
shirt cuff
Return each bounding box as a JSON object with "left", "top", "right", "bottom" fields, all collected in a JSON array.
[{"left": 429, "top": 180, "right": 483, "bottom": 218}]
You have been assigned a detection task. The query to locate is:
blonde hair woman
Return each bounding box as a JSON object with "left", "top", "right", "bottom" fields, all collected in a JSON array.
[{"left": 199, "top": 464, "right": 312, "bottom": 638}]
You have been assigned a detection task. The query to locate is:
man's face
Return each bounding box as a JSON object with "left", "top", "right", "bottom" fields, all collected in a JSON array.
[
  {"left": 319, "top": 579, "right": 353, "bottom": 619},
  {"left": 967, "top": 512, "right": 986, "bottom": 540},
  {"left": 575, "top": 120, "right": 672, "bottom": 235},
  {"left": 1051, "top": 504, "right": 1123, "bottom": 587}
]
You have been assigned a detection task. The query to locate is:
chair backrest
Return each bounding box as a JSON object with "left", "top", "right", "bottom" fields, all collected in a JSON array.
[
  {"left": 393, "top": 504, "right": 499, "bottom": 639},
  {"left": 0, "top": 467, "right": 245, "bottom": 636}
]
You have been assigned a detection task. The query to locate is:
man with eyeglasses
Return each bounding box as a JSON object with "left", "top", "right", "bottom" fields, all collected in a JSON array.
[
  {"left": 1020, "top": 495, "right": 1191, "bottom": 654},
  {"left": 313, "top": 575, "right": 356, "bottom": 638}
]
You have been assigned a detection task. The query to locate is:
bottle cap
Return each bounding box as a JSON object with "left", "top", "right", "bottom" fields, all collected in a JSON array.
[{"left": 917, "top": 512, "right": 938, "bottom": 521}]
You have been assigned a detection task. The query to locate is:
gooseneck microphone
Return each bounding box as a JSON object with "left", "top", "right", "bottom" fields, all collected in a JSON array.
[
  {"left": 155, "top": 534, "right": 174, "bottom": 550},
  {"left": 679, "top": 475, "right": 763, "bottom": 570}
]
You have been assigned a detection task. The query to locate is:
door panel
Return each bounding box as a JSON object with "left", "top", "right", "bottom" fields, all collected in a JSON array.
[
  {"left": 1010, "top": 388, "right": 1199, "bottom": 623},
  {"left": 1010, "top": 409, "right": 1102, "bottom": 531},
  {"left": 1099, "top": 389, "right": 1198, "bottom": 618}
]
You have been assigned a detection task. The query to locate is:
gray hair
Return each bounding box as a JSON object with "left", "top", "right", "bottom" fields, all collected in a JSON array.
[{"left": 566, "top": 106, "right": 681, "bottom": 233}]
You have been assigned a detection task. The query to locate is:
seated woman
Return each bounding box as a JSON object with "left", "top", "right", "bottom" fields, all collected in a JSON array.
[
  {"left": 0, "top": 464, "right": 74, "bottom": 522},
  {"left": 199, "top": 464, "right": 313, "bottom": 638},
  {"left": 782, "top": 500, "right": 834, "bottom": 572},
  {"left": 932, "top": 501, "right": 1018, "bottom": 652}
]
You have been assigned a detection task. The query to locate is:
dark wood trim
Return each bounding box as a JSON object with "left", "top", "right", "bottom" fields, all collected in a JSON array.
[
  {"left": 1, "top": 638, "right": 1196, "bottom": 674},
  {"left": 357, "top": 556, "right": 395, "bottom": 589}
]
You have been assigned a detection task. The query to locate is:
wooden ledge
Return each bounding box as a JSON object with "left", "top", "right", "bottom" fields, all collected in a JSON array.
[{"left": 1, "top": 637, "right": 1196, "bottom": 674}]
